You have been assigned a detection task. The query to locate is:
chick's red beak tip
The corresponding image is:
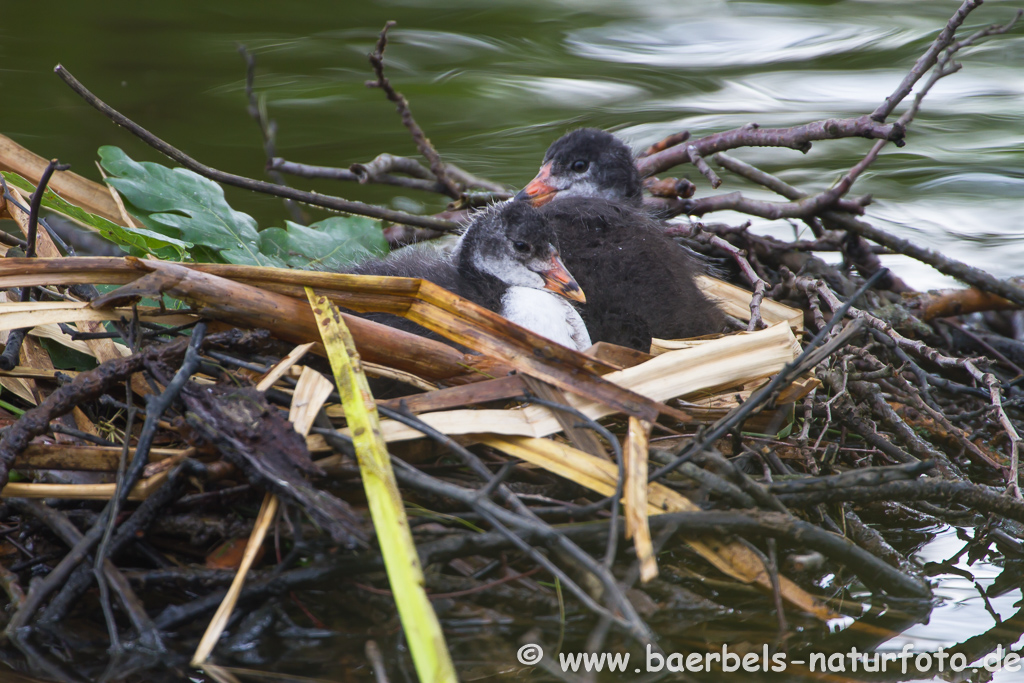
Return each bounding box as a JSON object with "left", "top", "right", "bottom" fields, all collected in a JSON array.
[
  {"left": 519, "top": 163, "right": 557, "bottom": 206},
  {"left": 541, "top": 255, "right": 586, "bottom": 303}
]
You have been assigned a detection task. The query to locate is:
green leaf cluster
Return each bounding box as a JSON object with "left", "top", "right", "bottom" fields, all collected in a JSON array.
[
  {"left": 97, "top": 146, "right": 388, "bottom": 268},
  {"left": 3, "top": 147, "right": 389, "bottom": 270}
]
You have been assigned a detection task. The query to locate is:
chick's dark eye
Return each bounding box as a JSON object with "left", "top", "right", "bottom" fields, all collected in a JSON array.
[
  {"left": 570, "top": 160, "right": 589, "bottom": 173},
  {"left": 513, "top": 241, "right": 530, "bottom": 253}
]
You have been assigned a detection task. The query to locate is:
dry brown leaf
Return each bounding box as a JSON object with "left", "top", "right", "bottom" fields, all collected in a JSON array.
[{"left": 0, "top": 133, "right": 123, "bottom": 222}]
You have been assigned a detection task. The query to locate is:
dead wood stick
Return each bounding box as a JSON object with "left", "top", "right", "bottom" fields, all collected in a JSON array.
[
  {"left": 691, "top": 449, "right": 789, "bottom": 514},
  {"left": 843, "top": 509, "right": 912, "bottom": 574},
  {"left": 685, "top": 145, "right": 721, "bottom": 188},
  {"left": 0, "top": 330, "right": 255, "bottom": 487},
  {"left": 6, "top": 499, "right": 162, "bottom": 650},
  {"left": 366, "top": 22, "right": 461, "bottom": 199},
  {"left": 767, "top": 461, "right": 934, "bottom": 495},
  {"left": 838, "top": 216, "right": 1024, "bottom": 307},
  {"left": 36, "top": 461, "right": 200, "bottom": 627},
  {"left": 680, "top": 189, "right": 868, "bottom": 221},
  {"left": 981, "top": 372, "right": 1022, "bottom": 500},
  {"left": 271, "top": 154, "right": 509, "bottom": 198},
  {"left": 847, "top": 377, "right": 963, "bottom": 479},
  {"left": 636, "top": 117, "right": 904, "bottom": 178},
  {"left": 708, "top": 152, "right": 911, "bottom": 292},
  {"left": 0, "top": 562, "right": 25, "bottom": 612},
  {"left": 777, "top": 478, "right": 1024, "bottom": 525},
  {"left": 871, "top": 0, "right": 981, "bottom": 121},
  {"left": 914, "top": 288, "right": 1020, "bottom": 321},
  {"left": 620, "top": 510, "right": 930, "bottom": 599},
  {"left": 0, "top": 161, "right": 68, "bottom": 371}
]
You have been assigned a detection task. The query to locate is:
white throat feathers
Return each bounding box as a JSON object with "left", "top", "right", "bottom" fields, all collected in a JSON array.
[{"left": 500, "top": 287, "right": 591, "bottom": 351}]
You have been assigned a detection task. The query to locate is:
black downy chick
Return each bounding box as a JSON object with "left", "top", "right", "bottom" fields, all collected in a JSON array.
[
  {"left": 535, "top": 196, "right": 723, "bottom": 350},
  {"left": 515, "top": 128, "right": 724, "bottom": 351},
  {"left": 518, "top": 128, "right": 644, "bottom": 208},
  {"left": 349, "top": 201, "right": 592, "bottom": 350}
]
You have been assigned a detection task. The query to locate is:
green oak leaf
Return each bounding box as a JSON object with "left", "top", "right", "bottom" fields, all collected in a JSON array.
[
  {"left": 258, "top": 216, "right": 388, "bottom": 271},
  {"left": 98, "top": 146, "right": 279, "bottom": 266}
]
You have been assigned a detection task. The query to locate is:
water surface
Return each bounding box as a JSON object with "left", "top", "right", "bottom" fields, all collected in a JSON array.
[{"left": 2, "top": 0, "right": 1021, "bottom": 288}]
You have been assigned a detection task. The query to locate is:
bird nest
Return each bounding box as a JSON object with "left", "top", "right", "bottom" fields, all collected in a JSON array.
[{"left": 1, "top": 3, "right": 1023, "bottom": 680}]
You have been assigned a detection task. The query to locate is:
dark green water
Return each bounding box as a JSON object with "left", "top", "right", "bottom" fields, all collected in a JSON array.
[
  {"left": 3, "top": 0, "right": 1023, "bottom": 288},
  {"left": 2, "top": 1, "right": 1024, "bottom": 680}
]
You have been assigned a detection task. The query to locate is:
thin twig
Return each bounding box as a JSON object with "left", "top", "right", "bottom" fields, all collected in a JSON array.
[
  {"left": 637, "top": 116, "right": 904, "bottom": 178},
  {"left": 981, "top": 373, "right": 1022, "bottom": 499},
  {"left": 870, "top": 0, "right": 981, "bottom": 121},
  {"left": 53, "top": 65, "right": 460, "bottom": 232},
  {"left": 650, "top": 269, "right": 887, "bottom": 481},
  {"left": 366, "top": 22, "right": 461, "bottom": 200},
  {"left": 237, "top": 44, "right": 306, "bottom": 224},
  {"left": 0, "top": 160, "right": 68, "bottom": 371},
  {"left": 25, "top": 159, "right": 70, "bottom": 259}
]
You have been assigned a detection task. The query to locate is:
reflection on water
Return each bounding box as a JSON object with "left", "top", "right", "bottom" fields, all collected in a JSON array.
[
  {"left": 568, "top": 19, "right": 911, "bottom": 68},
  {"left": 484, "top": 75, "right": 647, "bottom": 106},
  {"left": 891, "top": 527, "right": 1024, "bottom": 679}
]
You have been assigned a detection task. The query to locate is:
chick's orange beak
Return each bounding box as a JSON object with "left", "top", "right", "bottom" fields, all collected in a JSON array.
[
  {"left": 516, "top": 162, "right": 558, "bottom": 206},
  {"left": 541, "top": 254, "right": 586, "bottom": 303}
]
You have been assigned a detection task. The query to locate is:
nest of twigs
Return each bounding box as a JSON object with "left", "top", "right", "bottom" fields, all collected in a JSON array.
[{"left": 0, "top": 3, "right": 1023, "bottom": 682}]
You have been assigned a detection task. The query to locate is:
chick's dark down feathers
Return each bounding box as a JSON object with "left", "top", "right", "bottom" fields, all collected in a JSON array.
[{"left": 540, "top": 197, "right": 723, "bottom": 350}]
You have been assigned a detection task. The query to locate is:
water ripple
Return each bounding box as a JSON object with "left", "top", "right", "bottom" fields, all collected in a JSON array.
[
  {"left": 481, "top": 76, "right": 646, "bottom": 107},
  {"left": 567, "top": 18, "right": 917, "bottom": 68}
]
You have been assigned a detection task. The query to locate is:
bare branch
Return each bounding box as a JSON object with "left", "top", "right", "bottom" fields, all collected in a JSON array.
[
  {"left": 53, "top": 65, "right": 461, "bottom": 233},
  {"left": 270, "top": 155, "right": 510, "bottom": 200},
  {"left": 712, "top": 152, "right": 868, "bottom": 214},
  {"left": 272, "top": 156, "right": 438, "bottom": 194},
  {"left": 870, "top": 0, "right": 981, "bottom": 121},
  {"left": 238, "top": 44, "right": 306, "bottom": 224},
  {"left": 982, "top": 373, "right": 1022, "bottom": 500},
  {"left": 637, "top": 116, "right": 904, "bottom": 178},
  {"left": 838, "top": 216, "right": 1024, "bottom": 307},
  {"left": 897, "top": 9, "right": 1023, "bottom": 126},
  {"left": 686, "top": 145, "right": 721, "bottom": 188},
  {"left": 682, "top": 190, "right": 858, "bottom": 221},
  {"left": 367, "top": 22, "right": 462, "bottom": 199},
  {"left": 639, "top": 130, "right": 690, "bottom": 158}
]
